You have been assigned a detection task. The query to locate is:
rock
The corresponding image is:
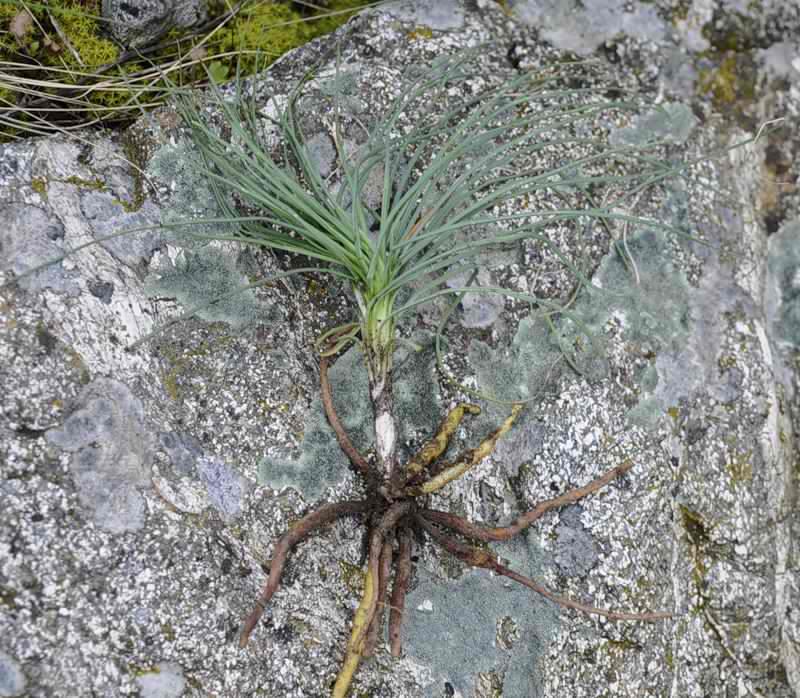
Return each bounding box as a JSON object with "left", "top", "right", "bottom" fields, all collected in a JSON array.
[
  {"left": 102, "top": 0, "right": 208, "bottom": 48},
  {"left": 0, "top": 203, "right": 79, "bottom": 295},
  {"left": 46, "top": 378, "right": 152, "bottom": 533},
  {"left": 195, "top": 456, "right": 250, "bottom": 521},
  {"left": 1, "top": 1, "right": 799, "bottom": 697},
  {"left": 447, "top": 269, "right": 506, "bottom": 329},
  {"left": 553, "top": 506, "right": 598, "bottom": 578}
]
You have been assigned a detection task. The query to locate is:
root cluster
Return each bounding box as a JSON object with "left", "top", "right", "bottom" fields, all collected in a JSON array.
[{"left": 239, "top": 356, "right": 669, "bottom": 697}]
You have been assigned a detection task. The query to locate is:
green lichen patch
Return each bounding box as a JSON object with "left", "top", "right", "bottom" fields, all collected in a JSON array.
[
  {"left": 258, "top": 334, "right": 442, "bottom": 498},
  {"left": 403, "top": 531, "right": 557, "bottom": 698},
  {"left": 144, "top": 247, "right": 274, "bottom": 330},
  {"left": 471, "top": 223, "right": 693, "bottom": 428}
]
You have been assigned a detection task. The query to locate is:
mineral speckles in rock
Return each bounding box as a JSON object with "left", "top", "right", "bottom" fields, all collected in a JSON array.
[
  {"left": 46, "top": 378, "right": 152, "bottom": 533},
  {"left": 0, "top": 651, "right": 26, "bottom": 698},
  {"left": 553, "top": 505, "right": 599, "bottom": 578}
]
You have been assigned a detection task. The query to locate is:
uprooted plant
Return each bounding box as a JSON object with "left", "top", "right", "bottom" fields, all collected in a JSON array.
[{"left": 165, "top": 50, "right": 705, "bottom": 696}]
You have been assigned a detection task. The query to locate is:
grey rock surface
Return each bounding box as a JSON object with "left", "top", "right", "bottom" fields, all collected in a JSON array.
[
  {"left": 1, "top": 1, "right": 800, "bottom": 697},
  {"left": 102, "top": 0, "right": 207, "bottom": 48}
]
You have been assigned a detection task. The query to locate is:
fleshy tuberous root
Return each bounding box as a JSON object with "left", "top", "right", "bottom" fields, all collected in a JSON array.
[
  {"left": 416, "top": 514, "right": 670, "bottom": 623},
  {"left": 405, "top": 403, "right": 481, "bottom": 482},
  {"left": 407, "top": 404, "right": 524, "bottom": 496},
  {"left": 333, "top": 502, "right": 412, "bottom": 698},
  {"left": 421, "top": 460, "right": 634, "bottom": 542},
  {"left": 388, "top": 526, "right": 413, "bottom": 657},
  {"left": 239, "top": 500, "right": 369, "bottom": 648}
]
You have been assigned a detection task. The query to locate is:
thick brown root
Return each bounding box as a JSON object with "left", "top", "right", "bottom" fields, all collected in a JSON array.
[
  {"left": 416, "top": 514, "right": 670, "bottom": 623},
  {"left": 239, "top": 500, "right": 369, "bottom": 648},
  {"left": 388, "top": 526, "right": 413, "bottom": 657},
  {"left": 421, "top": 460, "right": 634, "bottom": 541},
  {"left": 363, "top": 539, "right": 394, "bottom": 657},
  {"left": 332, "top": 502, "right": 412, "bottom": 698}
]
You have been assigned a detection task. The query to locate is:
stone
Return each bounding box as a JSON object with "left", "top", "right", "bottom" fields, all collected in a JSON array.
[
  {"left": 0, "top": 203, "right": 79, "bottom": 295},
  {"left": 102, "top": 0, "right": 208, "bottom": 48},
  {"left": 46, "top": 378, "right": 152, "bottom": 533},
  {"left": 2, "top": 1, "right": 800, "bottom": 696}
]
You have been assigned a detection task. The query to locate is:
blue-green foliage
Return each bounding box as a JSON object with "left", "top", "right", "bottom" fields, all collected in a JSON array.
[
  {"left": 768, "top": 220, "right": 800, "bottom": 347},
  {"left": 143, "top": 247, "right": 271, "bottom": 329},
  {"left": 403, "top": 531, "right": 557, "bottom": 698},
  {"left": 258, "top": 334, "right": 442, "bottom": 497}
]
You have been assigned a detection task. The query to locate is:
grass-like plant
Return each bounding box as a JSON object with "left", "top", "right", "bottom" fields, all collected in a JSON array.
[
  {"left": 169, "top": 51, "right": 690, "bottom": 696},
  {"left": 2, "top": 47, "right": 719, "bottom": 695}
]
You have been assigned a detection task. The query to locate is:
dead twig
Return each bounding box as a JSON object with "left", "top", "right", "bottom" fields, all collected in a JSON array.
[
  {"left": 406, "top": 404, "right": 523, "bottom": 496},
  {"left": 405, "top": 402, "right": 481, "bottom": 482}
]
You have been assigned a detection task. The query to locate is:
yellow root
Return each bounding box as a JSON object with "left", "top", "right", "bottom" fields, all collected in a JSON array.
[
  {"left": 332, "top": 567, "right": 377, "bottom": 698},
  {"left": 405, "top": 403, "right": 481, "bottom": 480},
  {"left": 408, "top": 404, "right": 523, "bottom": 496}
]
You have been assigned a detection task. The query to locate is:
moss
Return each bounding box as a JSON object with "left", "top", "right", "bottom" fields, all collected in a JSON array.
[
  {"left": 725, "top": 451, "right": 753, "bottom": 483},
  {"left": 408, "top": 26, "right": 434, "bottom": 41},
  {"left": 697, "top": 51, "right": 758, "bottom": 122},
  {"left": 214, "top": 3, "right": 308, "bottom": 76},
  {"left": 1, "top": 0, "right": 369, "bottom": 140},
  {"left": 305, "top": 0, "right": 368, "bottom": 36},
  {"left": 679, "top": 505, "right": 709, "bottom": 547},
  {"left": 54, "top": 0, "right": 119, "bottom": 69},
  {"left": 338, "top": 559, "right": 365, "bottom": 594},
  {"left": 31, "top": 177, "right": 48, "bottom": 197},
  {"left": 0, "top": 585, "right": 18, "bottom": 610},
  {"left": 58, "top": 175, "right": 106, "bottom": 191}
]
